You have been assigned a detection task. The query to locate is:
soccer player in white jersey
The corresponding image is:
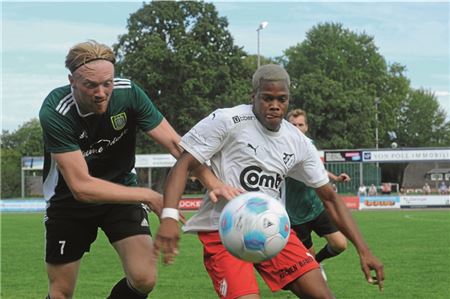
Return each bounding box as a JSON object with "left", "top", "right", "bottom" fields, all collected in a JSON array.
[{"left": 155, "top": 64, "right": 384, "bottom": 298}]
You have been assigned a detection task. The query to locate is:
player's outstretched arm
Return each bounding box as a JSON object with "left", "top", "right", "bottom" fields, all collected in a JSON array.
[
  {"left": 146, "top": 118, "right": 183, "bottom": 159},
  {"left": 328, "top": 171, "right": 351, "bottom": 182},
  {"left": 53, "top": 151, "right": 163, "bottom": 214},
  {"left": 154, "top": 151, "right": 201, "bottom": 264},
  {"left": 315, "top": 184, "right": 384, "bottom": 291}
]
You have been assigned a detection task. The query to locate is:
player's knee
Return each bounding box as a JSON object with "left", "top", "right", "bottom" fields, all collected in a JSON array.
[
  {"left": 129, "top": 272, "right": 156, "bottom": 294},
  {"left": 48, "top": 289, "right": 74, "bottom": 299},
  {"left": 331, "top": 238, "right": 348, "bottom": 253}
]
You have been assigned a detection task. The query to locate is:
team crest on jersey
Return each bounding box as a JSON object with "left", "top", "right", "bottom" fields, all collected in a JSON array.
[
  {"left": 283, "top": 152, "right": 295, "bottom": 168},
  {"left": 111, "top": 112, "right": 127, "bottom": 130}
]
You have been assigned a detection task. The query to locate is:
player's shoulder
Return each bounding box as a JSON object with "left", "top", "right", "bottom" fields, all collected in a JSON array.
[
  {"left": 282, "top": 120, "right": 310, "bottom": 142},
  {"left": 113, "top": 77, "right": 132, "bottom": 90},
  {"left": 40, "top": 85, "right": 73, "bottom": 116},
  {"left": 212, "top": 104, "right": 255, "bottom": 125},
  {"left": 281, "top": 120, "right": 315, "bottom": 151}
]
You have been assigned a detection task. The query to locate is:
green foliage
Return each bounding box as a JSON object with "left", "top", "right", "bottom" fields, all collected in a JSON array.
[
  {"left": 283, "top": 22, "right": 450, "bottom": 149},
  {"left": 396, "top": 89, "right": 450, "bottom": 147},
  {"left": 1, "top": 119, "right": 43, "bottom": 198},
  {"left": 0, "top": 149, "right": 21, "bottom": 198},
  {"left": 377, "top": 63, "right": 410, "bottom": 147},
  {"left": 1, "top": 118, "right": 43, "bottom": 156},
  {"left": 283, "top": 22, "right": 389, "bottom": 149},
  {"left": 114, "top": 1, "right": 253, "bottom": 148}
]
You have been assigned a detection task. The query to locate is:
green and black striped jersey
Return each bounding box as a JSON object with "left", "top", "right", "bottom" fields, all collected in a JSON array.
[
  {"left": 39, "top": 78, "right": 163, "bottom": 208},
  {"left": 284, "top": 177, "right": 325, "bottom": 226}
]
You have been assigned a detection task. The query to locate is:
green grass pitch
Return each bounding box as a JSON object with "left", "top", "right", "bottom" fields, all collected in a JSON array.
[{"left": 1, "top": 209, "right": 449, "bottom": 298}]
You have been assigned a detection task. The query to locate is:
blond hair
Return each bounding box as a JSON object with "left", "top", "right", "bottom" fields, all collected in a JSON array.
[
  {"left": 252, "top": 64, "right": 290, "bottom": 92},
  {"left": 287, "top": 108, "right": 307, "bottom": 123},
  {"left": 65, "top": 40, "right": 116, "bottom": 73}
]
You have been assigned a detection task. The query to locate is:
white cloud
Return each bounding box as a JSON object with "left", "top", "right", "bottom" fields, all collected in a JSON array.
[
  {"left": 2, "top": 19, "right": 127, "bottom": 54},
  {"left": 2, "top": 72, "right": 67, "bottom": 131},
  {"left": 1, "top": 17, "right": 130, "bottom": 131}
]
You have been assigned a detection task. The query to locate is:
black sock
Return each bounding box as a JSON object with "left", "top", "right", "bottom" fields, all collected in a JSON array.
[
  {"left": 315, "top": 244, "right": 341, "bottom": 263},
  {"left": 107, "top": 277, "right": 148, "bottom": 299}
]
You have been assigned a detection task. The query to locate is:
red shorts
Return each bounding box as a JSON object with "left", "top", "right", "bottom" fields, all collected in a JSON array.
[{"left": 198, "top": 230, "right": 319, "bottom": 299}]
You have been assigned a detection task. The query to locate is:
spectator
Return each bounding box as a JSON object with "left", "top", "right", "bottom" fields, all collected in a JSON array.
[
  {"left": 381, "top": 183, "right": 392, "bottom": 195},
  {"left": 368, "top": 184, "right": 377, "bottom": 196},
  {"left": 358, "top": 184, "right": 368, "bottom": 196},
  {"left": 422, "top": 183, "right": 431, "bottom": 195},
  {"left": 439, "top": 181, "right": 448, "bottom": 195}
]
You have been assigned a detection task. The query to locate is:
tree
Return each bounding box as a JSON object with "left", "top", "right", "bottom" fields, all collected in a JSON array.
[
  {"left": 282, "top": 22, "right": 450, "bottom": 149},
  {"left": 1, "top": 118, "right": 43, "bottom": 156},
  {"left": 1, "top": 118, "right": 43, "bottom": 198},
  {"left": 1, "top": 149, "right": 22, "bottom": 198},
  {"left": 282, "top": 22, "right": 393, "bottom": 149},
  {"left": 377, "top": 63, "right": 410, "bottom": 148},
  {"left": 114, "top": 0, "right": 253, "bottom": 145},
  {"left": 396, "top": 89, "right": 450, "bottom": 147}
]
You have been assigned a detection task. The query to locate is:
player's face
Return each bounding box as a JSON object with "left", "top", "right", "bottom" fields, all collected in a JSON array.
[
  {"left": 252, "top": 80, "right": 289, "bottom": 131},
  {"left": 69, "top": 60, "right": 114, "bottom": 115},
  {"left": 288, "top": 115, "right": 308, "bottom": 134}
]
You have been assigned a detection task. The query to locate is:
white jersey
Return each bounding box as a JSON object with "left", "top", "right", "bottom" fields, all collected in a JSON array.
[{"left": 181, "top": 104, "right": 328, "bottom": 232}]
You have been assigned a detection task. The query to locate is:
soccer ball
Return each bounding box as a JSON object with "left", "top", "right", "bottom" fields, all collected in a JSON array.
[{"left": 218, "top": 192, "right": 290, "bottom": 263}]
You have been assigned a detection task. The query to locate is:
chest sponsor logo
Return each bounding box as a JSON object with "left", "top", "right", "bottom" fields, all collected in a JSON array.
[
  {"left": 239, "top": 165, "right": 283, "bottom": 192},
  {"left": 82, "top": 129, "right": 128, "bottom": 157},
  {"left": 111, "top": 112, "right": 127, "bottom": 130},
  {"left": 232, "top": 114, "right": 256, "bottom": 124}
]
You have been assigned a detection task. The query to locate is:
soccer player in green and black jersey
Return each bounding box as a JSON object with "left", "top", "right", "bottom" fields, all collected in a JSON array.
[
  {"left": 40, "top": 40, "right": 184, "bottom": 299},
  {"left": 285, "top": 108, "right": 350, "bottom": 281}
]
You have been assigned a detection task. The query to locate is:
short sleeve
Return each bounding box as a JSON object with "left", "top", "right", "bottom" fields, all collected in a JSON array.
[
  {"left": 288, "top": 138, "right": 329, "bottom": 188},
  {"left": 39, "top": 105, "right": 79, "bottom": 153},
  {"left": 130, "top": 83, "right": 164, "bottom": 132},
  {"left": 180, "top": 109, "right": 229, "bottom": 164}
]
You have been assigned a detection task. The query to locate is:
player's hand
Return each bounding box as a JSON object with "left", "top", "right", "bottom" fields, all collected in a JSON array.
[
  {"left": 359, "top": 251, "right": 385, "bottom": 292},
  {"left": 209, "top": 184, "right": 245, "bottom": 203},
  {"left": 145, "top": 193, "right": 164, "bottom": 218},
  {"left": 154, "top": 218, "right": 180, "bottom": 264},
  {"left": 338, "top": 173, "right": 351, "bottom": 182}
]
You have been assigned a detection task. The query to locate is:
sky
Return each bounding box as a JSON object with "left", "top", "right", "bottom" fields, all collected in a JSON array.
[{"left": 2, "top": 1, "right": 449, "bottom": 132}]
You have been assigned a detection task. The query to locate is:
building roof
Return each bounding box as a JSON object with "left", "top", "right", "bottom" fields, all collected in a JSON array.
[{"left": 426, "top": 168, "right": 450, "bottom": 175}]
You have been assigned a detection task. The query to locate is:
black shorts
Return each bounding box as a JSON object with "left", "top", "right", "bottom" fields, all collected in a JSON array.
[
  {"left": 291, "top": 210, "right": 338, "bottom": 249},
  {"left": 45, "top": 203, "right": 150, "bottom": 264}
]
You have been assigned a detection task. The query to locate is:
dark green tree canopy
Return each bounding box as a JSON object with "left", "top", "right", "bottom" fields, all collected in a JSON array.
[
  {"left": 282, "top": 22, "right": 450, "bottom": 149},
  {"left": 396, "top": 89, "right": 450, "bottom": 147},
  {"left": 1, "top": 118, "right": 43, "bottom": 156},
  {"left": 283, "top": 22, "right": 389, "bottom": 149},
  {"left": 114, "top": 1, "right": 253, "bottom": 140}
]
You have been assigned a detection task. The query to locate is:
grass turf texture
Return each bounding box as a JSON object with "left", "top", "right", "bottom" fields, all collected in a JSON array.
[{"left": 1, "top": 210, "right": 449, "bottom": 298}]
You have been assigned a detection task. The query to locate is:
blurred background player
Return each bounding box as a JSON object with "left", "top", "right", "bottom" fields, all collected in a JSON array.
[{"left": 285, "top": 108, "right": 350, "bottom": 280}]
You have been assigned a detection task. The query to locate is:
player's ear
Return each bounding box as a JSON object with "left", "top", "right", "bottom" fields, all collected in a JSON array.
[
  {"left": 251, "top": 92, "right": 256, "bottom": 104},
  {"left": 68, "top": 74, "right": 74, "bottom": 86}
]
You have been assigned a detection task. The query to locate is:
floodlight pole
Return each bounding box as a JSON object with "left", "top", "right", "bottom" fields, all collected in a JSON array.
[
  {"left": 374, "top": 97, "right": 381, "bottom": 184},
  {"left": 374, "top": 97, "right": 380, "bottom": 149},
  {"left": 257, "top": 21, "right": 268, "bottom": 68}
]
